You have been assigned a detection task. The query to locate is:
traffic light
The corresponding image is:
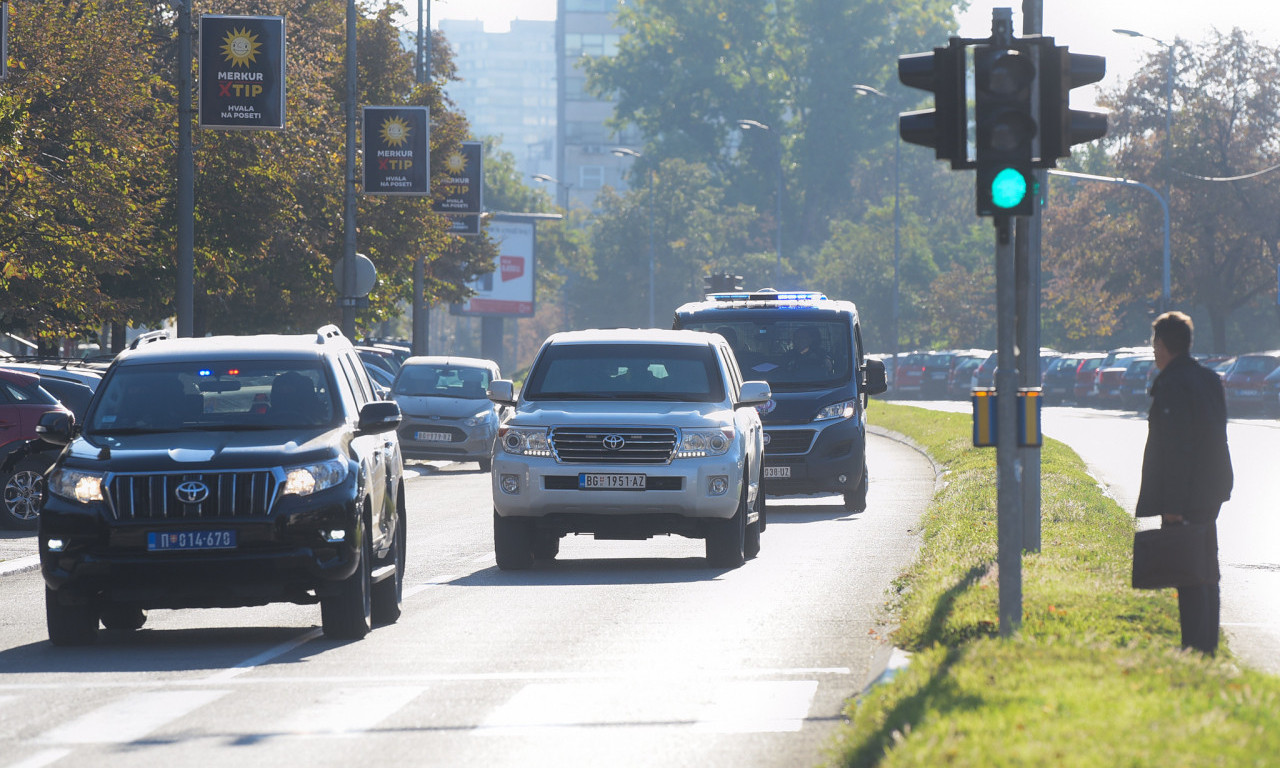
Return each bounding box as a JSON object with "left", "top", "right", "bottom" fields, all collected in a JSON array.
[
  {"left": 974, "top": 43, "right": 1038, "bottom": 217},
  {"left": 1038, "top": 44, "right": 1107, "bottom": 163},
  {"left": 897, "top": 39, "right": 968, "bottom": 169}
]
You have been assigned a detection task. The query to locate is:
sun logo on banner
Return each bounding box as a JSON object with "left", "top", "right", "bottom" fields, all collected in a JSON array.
[
  {"left": 221, "top": 27, "right": 262, "bottom": 67},
  {"left": 379, "top": 116, "right": 411, "bottom": 147},
  {"left": 444, "top": 150, "right": 469, "bottom": 175}
]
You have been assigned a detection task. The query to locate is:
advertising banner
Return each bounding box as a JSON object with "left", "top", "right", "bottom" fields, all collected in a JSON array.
[
  {"left": 362, "top": 106, "right": 429, "bottom": 195},
  {"left": 199, "top": 15, "right": 285, "bottom": 130},
  {"left": 452, "top": 219, "right": 535, "bottom": 317},
  {"left": 433, "top": 141, "right": 482, "bottom": 214}
]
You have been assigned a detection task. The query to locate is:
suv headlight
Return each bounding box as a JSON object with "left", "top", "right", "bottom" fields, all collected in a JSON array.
[
  {"left": 282, "top": 458, "right": 349, "bottom": 497},
  {"left": 499, "top": 426, "right": 552, "bottom": 457},
  {"left": 813, "top": 399, "right": 857, "bottom": 422},
  {"left": 48, "top": 468, "right": 105, "bottom": 504},
  {"left": 675, "top": 427, "right": 734, "bottom": 458},
  {"left": 464, "top": 408, "right": 495, "bottom": 428}
]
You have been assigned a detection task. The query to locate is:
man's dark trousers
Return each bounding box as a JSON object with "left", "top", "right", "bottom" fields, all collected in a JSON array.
[{"left": 1172, "top": 512, "right": 1221, "bottom": 656}]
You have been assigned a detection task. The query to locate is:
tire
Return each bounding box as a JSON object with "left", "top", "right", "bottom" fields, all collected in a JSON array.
[
  {"left": 46, "top": 587, "right": 99, "bottom": 646},
  {"left": 371, "top": 491, "right": 406, "bottom": 627},
  {"left": 321, "top": 517, "right": 372, "bottom": 640},
  {"left": 706, "top": 484, "right": 747, "bottom": 569},
  {"left": 844, "top": 466, "right": 869, "bottom": 512},
  {"left": 1, "top": 457, "right": 50, "bottom": 531},
  {"left": 100, "top": 604, "right": 147, "bottom": 631},
  {"left": 532, "top": 532, "right": 560, "bottom": 561},
  {"left": 493, "top": 509, "right": 534, "bottom": 570},
  {"left": 478, "top": 457, "right": 492, "bottom": 473}
]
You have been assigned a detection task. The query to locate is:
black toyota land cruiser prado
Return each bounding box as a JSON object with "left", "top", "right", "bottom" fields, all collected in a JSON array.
[
  {"left": 674, "top": 290, "right": 887, "bottom": 511},
  {"left": 35, "top": 325, "right": 406, "bottom": 645}
]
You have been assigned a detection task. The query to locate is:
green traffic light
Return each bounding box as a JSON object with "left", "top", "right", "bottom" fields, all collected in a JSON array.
[{"left": 991, "top": 167, "right": 1028, "bottom": 208}]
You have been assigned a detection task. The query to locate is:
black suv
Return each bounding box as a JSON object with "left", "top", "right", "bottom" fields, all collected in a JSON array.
[{"left": 35, "top": 325, "right": 406, "bottom": 645}]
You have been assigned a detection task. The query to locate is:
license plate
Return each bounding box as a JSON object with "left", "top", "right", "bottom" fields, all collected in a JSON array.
[
  {"left": 764, "top": 466, "right": 791, "bottom": 478},
  {"left": 415, "top": 431, "right": 452, "bottom": 442},
  {"left": 930, "top": 372, "right": 947, "bottom": 379},
  {"left": 578, "top": 473, "right": 646, "bottom": 490},
  {"left": 147, "top": 530, "right": 237, "bottom": 551},
  {"left": 1238, "top": 389, "right": 1259, "bottom": 396}
]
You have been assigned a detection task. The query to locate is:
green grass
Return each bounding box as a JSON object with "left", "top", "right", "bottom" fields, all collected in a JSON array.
[{"left": 826, "top": 402, "right": 1280, "bottom": 768}]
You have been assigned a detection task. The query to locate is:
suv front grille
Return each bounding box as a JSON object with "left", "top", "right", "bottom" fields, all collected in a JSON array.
[
  {"left": 550, "top": 427, "right": 677, "bottom": 464},
  {"left": 105, "top": 470, "right": 281, "bottom": 521}
]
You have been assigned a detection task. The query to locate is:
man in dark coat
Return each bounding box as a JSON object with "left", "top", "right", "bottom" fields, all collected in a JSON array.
[{"left": 1135, "top": 311, "right": 1233, "bottom": 655}]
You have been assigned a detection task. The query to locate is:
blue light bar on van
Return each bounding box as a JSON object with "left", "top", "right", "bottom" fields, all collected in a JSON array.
[{"left": 708, "top": 291, "right": 827, "bottom": 302}]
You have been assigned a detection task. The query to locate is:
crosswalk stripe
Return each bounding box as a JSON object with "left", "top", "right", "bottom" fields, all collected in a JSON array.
[
  {"left": 691, "top": 680, "right": 819, "bottom": 733},
  {"left": 270, "top": 686, "right": 427, "bottom": 737},
  {"left": 37, "top": 689, "right": 229, "bottom": 745}
]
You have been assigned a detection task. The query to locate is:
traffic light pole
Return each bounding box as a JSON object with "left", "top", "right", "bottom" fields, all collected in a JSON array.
[
  {"left": 995, "top": 215, "right": 1023, "bottom": 637},
  {"left": 1018, "top": 0, "right": 1043, "bottom": 554}
]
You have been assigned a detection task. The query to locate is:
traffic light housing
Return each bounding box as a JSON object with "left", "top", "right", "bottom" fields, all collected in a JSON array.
[
  {"left": 974, "top": 43, "right": 1037, "bottom": 217},
  {"left": 897, "top": 40, "right": 968, "bottom": 169},
  {"left": 1038, "top": 44, "right": 1108, "bottom": 163}
]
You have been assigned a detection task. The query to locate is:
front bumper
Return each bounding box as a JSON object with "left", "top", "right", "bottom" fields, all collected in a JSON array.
[
  {"left": 759, "top": 415, "right": 866, "bottom": 495},
  {"left": 398, "top": 419, "right": 495, "bottom": 462}
]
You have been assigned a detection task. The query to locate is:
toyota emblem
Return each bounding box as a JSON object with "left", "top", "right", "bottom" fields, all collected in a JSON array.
[
  {"left": 175, "top": 480, "right": 209, "bottom": 504},
  {"left": 602, "top": 434, "right": 626, "bottom": 451}
]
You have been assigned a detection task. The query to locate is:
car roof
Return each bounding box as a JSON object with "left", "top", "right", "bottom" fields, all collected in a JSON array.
[
  {"left": 544, "top": 328, "right": 721, "bottom": 346},
  {"left": 400, "top": 355, "right": 499, "bottom": 372},
  {"left": 113, "top": 325, "right": 353, "bottom": 365}
]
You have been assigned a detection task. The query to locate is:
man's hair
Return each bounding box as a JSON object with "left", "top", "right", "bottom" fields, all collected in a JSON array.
[{"left": 1152, "top": 311, "right": 1193, "bottom": 356}]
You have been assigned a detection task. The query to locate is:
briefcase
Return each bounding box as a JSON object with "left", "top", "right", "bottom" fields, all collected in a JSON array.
[{"left": 1132, "top": 523, "right": 1219, "bottom": 589}]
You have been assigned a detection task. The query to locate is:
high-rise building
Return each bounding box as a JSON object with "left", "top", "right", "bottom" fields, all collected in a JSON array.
[{"left": 439, "top": 19, "right": 558, "bottom": 187}]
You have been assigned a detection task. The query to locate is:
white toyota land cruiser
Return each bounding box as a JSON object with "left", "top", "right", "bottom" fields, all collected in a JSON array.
[{"left": 487, "top": 329, "right": 770, "bottom": 570}]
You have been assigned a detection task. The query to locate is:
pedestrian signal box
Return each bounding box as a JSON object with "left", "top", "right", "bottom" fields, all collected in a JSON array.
[{"left": 971, "top": 388, "right": 1042, "bottom": 448}]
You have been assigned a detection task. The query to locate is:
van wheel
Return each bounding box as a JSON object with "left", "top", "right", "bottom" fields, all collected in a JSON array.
[
  {"left": 321, "top": 518, "right": 372, "bottom": 640},
  {"left": 532, "top": 532, "right": 560, "bottom": 561},
  {"left": 100, "top": 604, "right": 147, "bottom": 631},
  {"left": 494, "top": 509, "right": 534, "bottom": 570},
  {"left": 46, "top": 588, "right": 99, "bottom": 646},
  {"left": 706, "top": 484, "right": 747, "bottom": 568},
  {"left": 844, "top": 467, "right": 869, "bottom": 512}
]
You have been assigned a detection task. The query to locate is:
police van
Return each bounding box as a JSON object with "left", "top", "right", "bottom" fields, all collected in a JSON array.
[{"left": 673, "top": 290, "right": 887, "bottom": 511}]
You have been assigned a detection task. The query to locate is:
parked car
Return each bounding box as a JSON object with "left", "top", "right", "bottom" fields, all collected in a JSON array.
[
  {"left": 488, "top": 329, "right": 769, "bottom": 569},
  {"left": 391, "top": 356, "right": 505, "bottom": 471},
  {"left": 946, "top": 353, "right": 989, "bottom": 399},
  {"left": 893, "top": 352, "right": 929, "bottom": 398},
  {"left": 0, "top": 369, "right": 74, "bottom": 529},
  {"left": 1043, "top": 353, "right": 1101, "bottom": 405},
  {"left": 1088, "top": 347, "right": 1149, "bottom": 405},
  {"left": 1220, "top": 352, "right": 1280, "bottom": 413},
  {"left": 1262, "top": 365, "right": 1280, "bottom": 417},
  {"left": 1072, "top": 355, "right": 1106, "bottom": 404},
  {"left": 1119, "top": 356, "right": 1157, "bottom": 410},
  {"left": 357, "top": 345, "right": 401, "bottom": 376}
]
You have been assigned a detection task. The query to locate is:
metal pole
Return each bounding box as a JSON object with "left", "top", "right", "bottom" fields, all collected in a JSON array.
[
  {"left": 774, "top": 141, "right": 783, "bottom": 287},
  {"left": 341, "top": 0, "right": 358, "bottom": 339},
  {"left": 176, "top": 2, "right": 194, "bottom": 337},
  {"left": 892, "top": 128, "right": 900, "bottom": 389},
  {"left": 412, "top": 0, "right": 430, "bottom": 355},
  {"left": 1162, "top": 42, "right": 1174, "bottom": 312},
  {"left": 995, "top": 216, "right": 1022, "bottom": 637},
  {"left": 647, "top": 170, "right": 655, "bottom": 326},
  {"left": 1019, "top": 0, "right": 1042, "bottom": 553}
]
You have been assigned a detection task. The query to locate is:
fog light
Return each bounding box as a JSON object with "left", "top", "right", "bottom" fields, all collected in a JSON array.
[
  {"left": 47, "top": 538, "right": 66, "bottom": 552},
  {"left": 709, "top": 475, "right": 729, "bottom": 496},
  {"left": 837, "top": 474, "right": 848, "bottom": 485},
  {"left": 325, "top": 529, "right": 347, "bottom": 543},
  {"left": 500, "top": 474, "right": 521, "bottom": 495}
]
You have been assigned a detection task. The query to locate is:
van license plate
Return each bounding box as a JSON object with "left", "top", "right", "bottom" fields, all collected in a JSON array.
[
  {"left": 764, "top": 466, "right": 791, "bottom": 478},
  {"left": 579, "top": 473, "right": 646, "bottom": 490},
  {"left": 147, "top": 530, "right": 237, "bottom": 551}
]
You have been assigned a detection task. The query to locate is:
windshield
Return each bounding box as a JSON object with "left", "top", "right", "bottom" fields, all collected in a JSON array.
[
  {"left": 88, "top": 361, "right": 336, "bottom": 433},
  {"left": 524, "top": 343, "right": 724, "bottom": 403},
  {"left": 392, "top": 363, "right": 492, "bottom": 398},
  {"left": 680, "top": 318, "right": 851, "bottom": 391}
]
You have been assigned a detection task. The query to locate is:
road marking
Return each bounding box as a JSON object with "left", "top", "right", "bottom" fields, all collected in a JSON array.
[
  {"left": 692, "top": 680, "right": 819, "bottom": 733},
  {"left": 271, "top": 686, "right": 426, "bottom": 737},
  {"left": 37, "top": 689, "right": 229, "bottom": 744},
  {"left": 204, "top": 629, "right": 323, "bottom": 683},
  {"left": 5, "top": 749, "right": 72, "bottom": 768}
]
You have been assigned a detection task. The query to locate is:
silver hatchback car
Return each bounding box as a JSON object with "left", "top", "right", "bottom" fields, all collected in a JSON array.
[{"left": 391, "top": 356, "right": 504, "bottom": 471}]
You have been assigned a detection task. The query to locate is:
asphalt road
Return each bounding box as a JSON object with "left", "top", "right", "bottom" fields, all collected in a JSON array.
[{"left": 0, "top": 431, "right": 936, "bottom": 768}]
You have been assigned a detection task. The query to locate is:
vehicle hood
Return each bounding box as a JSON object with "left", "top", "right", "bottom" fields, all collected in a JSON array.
[
  {"left": 393, "top": 395, "right": 489, "bottom": 419},
  {"left": 513, "top": 400, "right": 729, "bottom": 428},
  {"left": 755, "top": 385, "right": 854, "bottom": 425},
  {"left": 65, "top": 429, "right": 340, "bottom": 473}
]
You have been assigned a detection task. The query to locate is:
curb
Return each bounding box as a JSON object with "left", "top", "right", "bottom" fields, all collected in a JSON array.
[{"left": 0, "top": 554, "right": 39, "bottom": 578}]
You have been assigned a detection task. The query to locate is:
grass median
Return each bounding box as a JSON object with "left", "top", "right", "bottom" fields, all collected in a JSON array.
[{"left": 826, "top": 402, "right": 1280, "bottom": 767}]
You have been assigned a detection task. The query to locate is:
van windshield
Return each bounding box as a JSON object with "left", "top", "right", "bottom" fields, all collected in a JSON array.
[{"left": 681, "top": 319, "right": 851, "bottom": 391}]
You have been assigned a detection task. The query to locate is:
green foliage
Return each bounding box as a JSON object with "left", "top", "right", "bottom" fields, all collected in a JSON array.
[{"left": 827, "top": 402, "right": 1280, "bottom": 767}]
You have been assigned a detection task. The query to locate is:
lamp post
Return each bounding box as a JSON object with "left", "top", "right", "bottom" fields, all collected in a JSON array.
[
  {"left": 611, "top": 147, "right": 655, "bottom": 326},
  {"left": 852, "top": 84, "right": 900, "bottom": 386},
  {"left": 736, "top": 119, "right": 783, "bottom": 287},
  {"left": 531, "top": 173, "right": 571, "bottom": 210},
  {"left": 1114, "top": 28, "right": 1175, "bottom": 310}
]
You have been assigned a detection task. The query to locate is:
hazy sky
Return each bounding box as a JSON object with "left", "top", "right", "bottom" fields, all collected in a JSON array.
[{"left": 421, "top": 0, "right": 1280, "bottom": 104}]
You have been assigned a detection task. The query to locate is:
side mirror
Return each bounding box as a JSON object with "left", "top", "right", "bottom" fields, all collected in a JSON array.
[
  {"left": 864, "top": 359, "right": 888, "bottom": 396},
  {"left": 35, "top": 411, "right": 76, "bottom": 446},
  {"left": 357, "top": 400, "right": 401, "bottom": 435},
  {"left": 737, "top": 380, "right": 772, "bottom": 408},
  {"left": 487, "top": 380, "right": 516, "bottom": 407}
]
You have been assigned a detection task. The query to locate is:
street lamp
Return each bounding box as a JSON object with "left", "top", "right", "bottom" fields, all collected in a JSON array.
[
  {"left": 736, "top": 119, "right": 783, "bottom": 287},
  {"left": 531, "top": 173, "right": 571, "bottom": 210},
  {"left": 1114, "top": 28, "right": 1175, "bottom": 310},
  {"left": 611, "top": 147, "right": 656, "bottom": 327},
  {"left": 852, "top": 84, "right": 901, "bottom": 386}
]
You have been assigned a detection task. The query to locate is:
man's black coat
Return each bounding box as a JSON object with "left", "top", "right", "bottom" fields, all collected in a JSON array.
[{"left": 1135, "top": 353, "right": 1233, "bottom": 522}]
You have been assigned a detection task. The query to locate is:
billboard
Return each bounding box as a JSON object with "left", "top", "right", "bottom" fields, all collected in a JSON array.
[
  {"left": 362, "top": 106, "right": 429, "bottom": 195},
  {"left": 433, "top": 141, "right": 482, "bottom": 214},
  {"left": 452, "top": 219, "right": 535, "bottom": 318},
  {"left": 199, "top": 15, "right": 286, "bottom": 130}
]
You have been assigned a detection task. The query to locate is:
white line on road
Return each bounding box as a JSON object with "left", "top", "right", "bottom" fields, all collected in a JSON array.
[
  {"left": 37, "top": 689, "right": 229, "bottom": 745},
  {"left": 5, "top": 749, "right": 72, "bottom": 768},
  {"left": 203, "top": 629, "right": 323, "bottom": 683},
  {"left": 271, "top": 686, "right": 427, "bottom": 737}
]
